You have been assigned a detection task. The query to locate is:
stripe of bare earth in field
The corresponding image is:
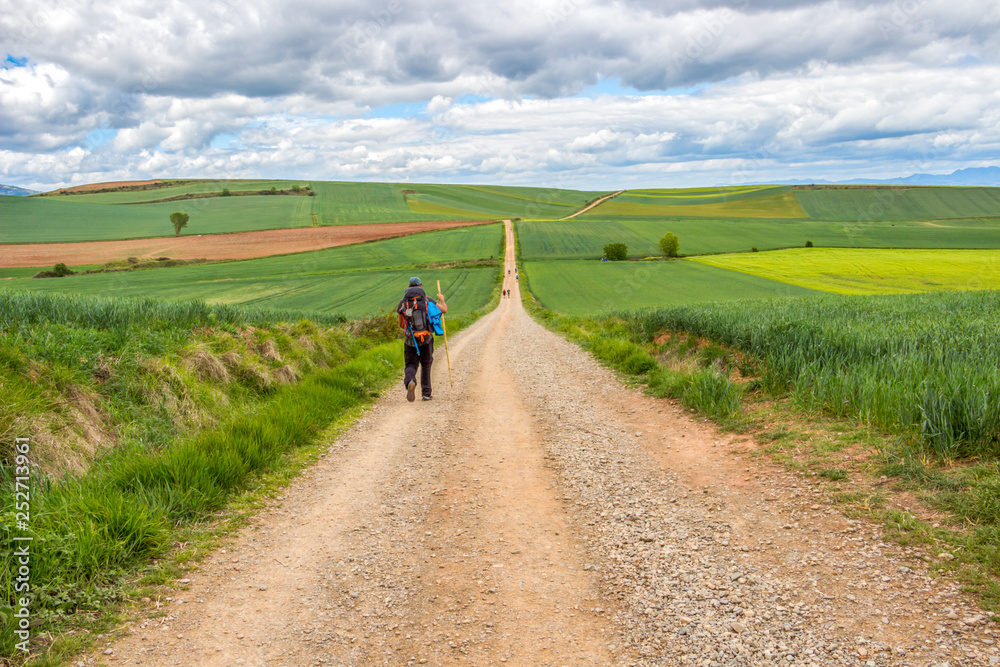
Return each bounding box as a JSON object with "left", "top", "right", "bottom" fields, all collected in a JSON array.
[{"left": 0, "top": 219, "right": 493, "bottom": 268}]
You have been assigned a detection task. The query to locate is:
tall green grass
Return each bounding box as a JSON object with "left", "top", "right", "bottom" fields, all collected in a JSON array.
[
  {"left": 624, "top": 290, "right": 1000, "bottom": 458},
  {"left": 0, "top": 292, "right": 349, "bottom": 462},
  {"left": 0, "top": 291, "right": 406, "bottom": 660},
  {"left": 0, "top": 343, "right": 399, "bottom": 659},
  {"left": 0, "top": 291, "right": 346, "bottom": 333},
  {"left": 527, "top": 308, "right": 746, "bottom": 423}
]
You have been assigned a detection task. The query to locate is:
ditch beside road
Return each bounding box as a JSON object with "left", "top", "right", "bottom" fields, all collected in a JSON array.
[{"left": 84, "top": 221, "right": 996, "bottom": 666}]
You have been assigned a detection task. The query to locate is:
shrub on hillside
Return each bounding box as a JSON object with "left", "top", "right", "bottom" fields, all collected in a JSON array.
[
  {"left": 33, "top": 262, "right": 76, "bottom": 278},
  {"left": 604, "top": 243, "right": 628, "bottom": 261},
  {"left": 170, "top": 211, "right": 189, "bottom": 237},
  {"left": 659, "top": 232, "right": 680, "bottom": 257}
]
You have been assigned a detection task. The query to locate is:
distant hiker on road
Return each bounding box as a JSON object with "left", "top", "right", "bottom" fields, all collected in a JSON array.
[{"left": 397, "top": 277, "right": 447, "bottom": 402}]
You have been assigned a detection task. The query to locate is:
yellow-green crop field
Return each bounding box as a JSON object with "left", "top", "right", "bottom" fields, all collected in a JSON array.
[
  {"left": 694, "top": 248, "right": 1000, "bottom": 295},
  {"left": 584, "top": 190, "right": 807, "bottom": 219}
]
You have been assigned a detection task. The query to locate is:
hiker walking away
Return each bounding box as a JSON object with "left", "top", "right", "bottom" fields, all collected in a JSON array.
[{"left": 397, "top": 277, "right": 447, "bottom": 402}]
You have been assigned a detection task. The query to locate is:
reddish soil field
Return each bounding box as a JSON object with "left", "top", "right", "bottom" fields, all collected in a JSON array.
[
  {"left": 0, "top": 220, "right": 494, "bottom": 268},
  {"left": 54, "top": 180, "right": 164, "bottom": 194}
]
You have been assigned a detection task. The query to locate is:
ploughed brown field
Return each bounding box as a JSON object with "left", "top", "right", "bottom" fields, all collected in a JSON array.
[
  {"left": 0, "top": 219, "right": 493, "bottom": 268},
  {"left": 53, "top": 179, "right": 164, "bottom": 193}
]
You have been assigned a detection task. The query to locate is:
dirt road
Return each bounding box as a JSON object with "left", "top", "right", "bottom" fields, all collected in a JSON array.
[
  {"left": 559, "top": 191, "right": 625, "bottom": 220},
  {"left": 88, "top": 221, "right": 995, "bottom": 666}
]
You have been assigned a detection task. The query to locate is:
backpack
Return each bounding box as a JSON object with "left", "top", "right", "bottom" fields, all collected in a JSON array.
[{"left": 397, "top": 294, "right": 433, "bottom": 347}]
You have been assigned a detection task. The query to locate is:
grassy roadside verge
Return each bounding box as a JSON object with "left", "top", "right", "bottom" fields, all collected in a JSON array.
[
  {"left": 0, "top": 293, "right": 403, "bottom": 663},
  {"left": 519, "top": 285, "right": 1000, "bottom": 615},
  {"left": 4, "top": 343, "right": 401, "bottom": 665}
]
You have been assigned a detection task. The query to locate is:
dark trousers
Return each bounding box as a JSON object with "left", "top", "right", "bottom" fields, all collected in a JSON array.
[{"left": 404, "top": 339, "right": 434, "bottom": 397}]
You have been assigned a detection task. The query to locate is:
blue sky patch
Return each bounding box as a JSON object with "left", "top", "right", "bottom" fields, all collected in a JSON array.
[
  {"left": 86, "top": 128, "right": 118, "bottom": 148},
  {"left": 578, "top": 78, "right": 705, "bottom": 98},
  {"left": 364, "top": 101, "right": 428, "bottom": 119},
  {"left": 210, "top": 133, "right": 241, "bottom": 149}
]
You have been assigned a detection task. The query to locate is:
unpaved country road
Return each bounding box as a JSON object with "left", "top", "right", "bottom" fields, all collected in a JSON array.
[
  {"left": 559, "top": 191, "right": 625, "bottom": 220},
  {"left": 89, "top": 221, "right": 996, "bottom": 666}
]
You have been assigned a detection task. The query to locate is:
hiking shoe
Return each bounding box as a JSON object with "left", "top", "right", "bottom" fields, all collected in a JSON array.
[
  {"left": 406, "top": 380, "right": 416, "bottom": 402},
  {"left": 422, "top": 395, "right": 433, "bottom": 401}
]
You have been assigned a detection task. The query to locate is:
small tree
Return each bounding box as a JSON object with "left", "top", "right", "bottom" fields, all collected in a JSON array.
[
  {"left": 604, "top": 243, "right": 628, "bottom": 261},
  {"left": 805, "top": 240, "right": 814, "bottom": 247},
  {"left": 658, "top": 232, "right": 680, "bottom": 257},
  {"left": 221, "top": 188, "right": 231, "bottom": 196},
  {"left": 53, "top": 262, "right": 74, "bottom": 277},
  {"left": 170, "top": 211, "right": 190, "bottom": 237}
]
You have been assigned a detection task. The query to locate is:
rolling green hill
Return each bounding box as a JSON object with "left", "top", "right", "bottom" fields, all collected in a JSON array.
[
  {"left": 47, "top": 180, "right": 307, "bottom": 204},
  {"left": 615, "top": 185, "right": 787, "bottom": 204},
  {"left": 694, "top": 248, "right": 1000, "bottom": 295},
  {"left": 2, "top": 180, "right": 610, "bottom": 244},
  {"left": 2, "top": 224, "right": 503, "bottom": 317},
  {"left": 404, "top": 184, "right": 606, "bottom": 220},
  {"left": 793, "top": 186, "right": 1000, "bottom": 221},
  {"left": 577, "top": 184, "right": 1000, "bottom": 224},
  {"left": 518, "top": 217, "right": 1000, "bottom": 260},
  {"left": 584, "top": 186, "right": 807, "bottom": 219},
  {"left": 309, "top": 181, "right": 466, "bottom": 225},
  {"left": 0, "top": 193, "right": 316, "bottom": 243},
  {"left": 522, "top": 259, "right": 818, "bottom": 315}
]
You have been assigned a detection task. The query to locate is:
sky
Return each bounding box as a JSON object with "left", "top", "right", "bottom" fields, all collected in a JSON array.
[{"left": 1, "top": 0, "right": 999, "bottom": 191}]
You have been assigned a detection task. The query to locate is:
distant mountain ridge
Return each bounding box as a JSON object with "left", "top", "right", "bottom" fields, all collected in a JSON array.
[
  {"left": 775, "top": 166, "right": 1000, "bottom": 187},
  {"left": 0, "top": 184, "right": 39, "bottom": 196}
]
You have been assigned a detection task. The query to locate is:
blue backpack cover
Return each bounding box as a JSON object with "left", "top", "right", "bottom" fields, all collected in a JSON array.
[{"left": 426, "top": 300, "right": 445, "bottom": 335}]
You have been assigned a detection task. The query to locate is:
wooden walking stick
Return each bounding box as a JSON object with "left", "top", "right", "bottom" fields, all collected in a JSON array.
[{"left": 437, "top": 280, "right": 454, "bottom": 387}]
